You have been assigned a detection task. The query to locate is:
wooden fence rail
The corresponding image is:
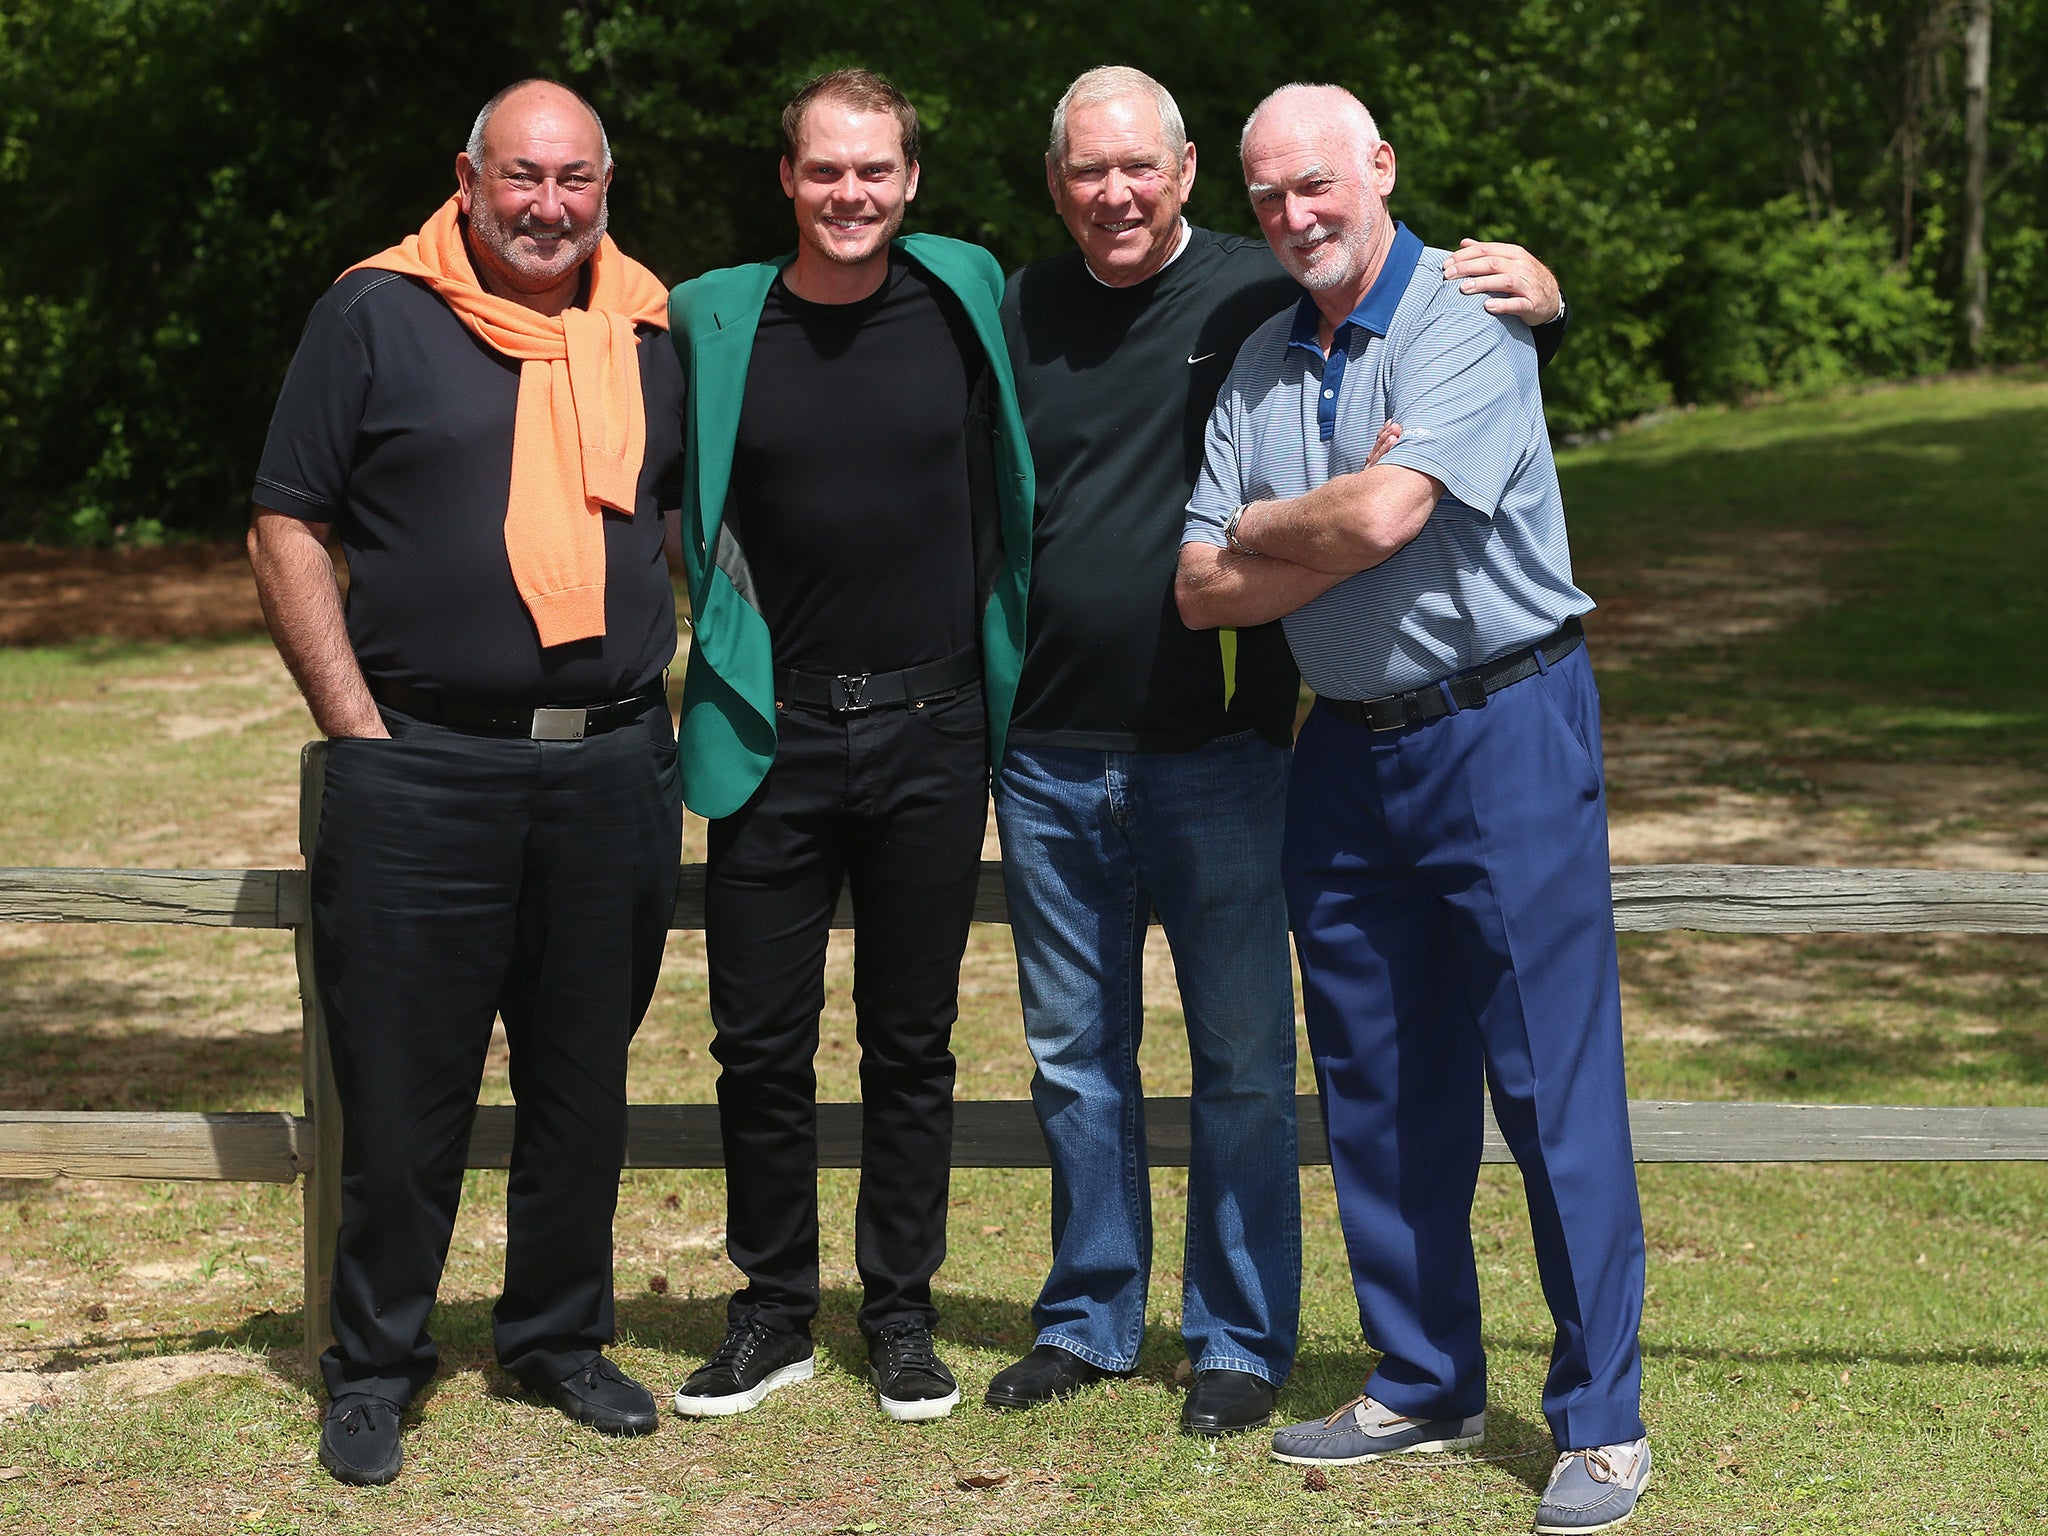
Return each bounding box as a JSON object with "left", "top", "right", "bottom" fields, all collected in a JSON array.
[
  {"left": 4, "top": 743, "right": 2047, "bottom": 1366},
  {"left": 11, "top": 861, "right": 2048, "bottom": 935}
]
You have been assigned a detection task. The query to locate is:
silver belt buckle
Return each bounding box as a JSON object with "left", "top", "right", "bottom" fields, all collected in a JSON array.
[{"left": 530, "top": 707, "right": 588, "bottom": 742}]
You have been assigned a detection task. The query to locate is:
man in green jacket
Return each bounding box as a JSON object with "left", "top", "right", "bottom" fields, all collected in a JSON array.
[{"left": 665, "top": 68, "right": 1032, "bottom": 1425}]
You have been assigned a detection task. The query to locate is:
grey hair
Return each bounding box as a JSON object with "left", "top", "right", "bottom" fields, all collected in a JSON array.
[
  {"left": 1239, "top": 82, "right": 1380, "bottom": 165},
  {"left": 1048, "top": 65, "right": 1189, "bottom": 166},
  {"left": 466, "top": 78, "right": 613, "bottom": 173}
]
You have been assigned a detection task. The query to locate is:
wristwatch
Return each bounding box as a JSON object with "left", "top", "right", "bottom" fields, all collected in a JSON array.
[{"left": 1224, "top": 502, "right": 1262, "bottom": 557}]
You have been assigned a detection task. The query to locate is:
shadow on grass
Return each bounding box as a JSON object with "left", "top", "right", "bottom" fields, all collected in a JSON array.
[
  {"left": 1621, "top": 933, "right": 2048, "bottom": 1099},
  {"left": 0, "top": 1025, "right": 300, "bottom": 1113},
  {"left": 0, "top": 955, "right": 303, "bottom": 1113},
  {"left": 1629, "top": 1016, "right": 2048, "bottom": 1101},
  {"left": 1565, "top": 402, "right": 2048, "bottom": 756}
]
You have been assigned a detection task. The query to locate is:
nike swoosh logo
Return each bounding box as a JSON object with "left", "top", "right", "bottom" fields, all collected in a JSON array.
[{"left": 1188, "top": 352, "right": 1217, "bottom": 364}]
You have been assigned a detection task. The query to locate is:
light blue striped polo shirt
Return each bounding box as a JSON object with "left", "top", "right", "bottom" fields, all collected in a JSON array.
[{"left": 1184, "top": 221, "right": 1590, "bottom": 701}]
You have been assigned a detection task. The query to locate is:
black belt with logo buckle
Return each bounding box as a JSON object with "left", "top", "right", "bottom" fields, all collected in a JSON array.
[
  {"left": 367, "top": 678, "right": 665, "bottom": 741},
  {"left": 776, "top": 647, "right": 981, "bottom": 715},
  {"left": 1320, "top": 616, "right": 1585, "bottom": 732}
]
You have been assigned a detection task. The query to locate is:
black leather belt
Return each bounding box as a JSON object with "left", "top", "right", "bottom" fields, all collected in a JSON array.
[
  {"left": 776, "top": 647, "right": 981, "bottom": 714},
  {"left": 368, "top": 678, "right": 665, "bottom": 741},
  {"left": 1321, "top": 616, "right": 1584, "bottom": 732}
]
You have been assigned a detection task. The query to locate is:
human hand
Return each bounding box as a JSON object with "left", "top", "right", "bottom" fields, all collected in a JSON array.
[
  {"left": 1366, "top": 419, "right": 1403, "bottom": 468},
  {"left": 1441, "top": 239, "right": 1562, "bottom": 323}
]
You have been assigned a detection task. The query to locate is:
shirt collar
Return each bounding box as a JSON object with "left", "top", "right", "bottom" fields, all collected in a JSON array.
[
  {"left": 1286, "top": 221, "right": 1423, "bottom": 350},
  {"left": 1084, "top": 218, "right": 1193, "bottom": 288}
]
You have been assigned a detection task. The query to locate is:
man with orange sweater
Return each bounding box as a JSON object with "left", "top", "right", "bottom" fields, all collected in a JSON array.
[{"left": 248, "top": 79, "right": 683, "bottom": 1485}]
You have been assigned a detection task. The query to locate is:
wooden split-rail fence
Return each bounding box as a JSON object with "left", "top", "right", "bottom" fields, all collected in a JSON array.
[{"left": 4, "top": 742, "right": 2048, "bottom": 1368}]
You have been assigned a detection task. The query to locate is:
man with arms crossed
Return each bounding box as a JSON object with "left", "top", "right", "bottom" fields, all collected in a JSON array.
[
  {"left": 248, "top": 80, "right": 682, "bottom": 1484},
  {"left": 1178, "top": 85, "right": 1650, "bottom": 1532},
  {"left": 666, "top": 69, "right": 1032, "bottom": 1424},
  {"left": 992, "top": 66, "right": 1564, "bottom": 1437}
]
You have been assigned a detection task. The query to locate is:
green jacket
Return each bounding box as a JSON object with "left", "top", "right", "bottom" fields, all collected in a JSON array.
[{"left": 667, "top": 234, "right": 1035, "bottom": 820}]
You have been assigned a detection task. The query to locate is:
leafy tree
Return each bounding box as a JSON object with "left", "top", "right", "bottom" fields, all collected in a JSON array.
[{"left": 1, "top": 0, "right": 2042, "bottom": 540}]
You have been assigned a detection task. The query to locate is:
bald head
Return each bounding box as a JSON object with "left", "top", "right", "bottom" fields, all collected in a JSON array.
[
  {"left": 1239, "top": 83, "right": 1379, "bottom": 172},
  {"left": 467, "top": 79, "right": 611, "bottom": 175}
]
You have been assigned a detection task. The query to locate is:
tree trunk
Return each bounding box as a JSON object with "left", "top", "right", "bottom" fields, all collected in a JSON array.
[{"left": 1961, "top": 0, "right": 1992, "bottom": 361}]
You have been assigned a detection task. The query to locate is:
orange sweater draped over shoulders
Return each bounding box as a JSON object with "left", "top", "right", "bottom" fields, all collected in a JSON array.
[{"left": 348, "top": 197, "right": 670, "bottom": 649}]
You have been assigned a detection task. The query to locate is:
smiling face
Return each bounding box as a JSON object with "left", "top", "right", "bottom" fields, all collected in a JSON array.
[
  {"left": 1242, "top": 111, "right": 1396, "bottom": 299},
  {"left": 1048, "top": 94, "right": 1196, "bottom": 287},
  {"left": 779, "top": 99, "right": 919, "bottom": 294},
  {"left": 456, "top": 82, "right": 611, "bottom": 313}
]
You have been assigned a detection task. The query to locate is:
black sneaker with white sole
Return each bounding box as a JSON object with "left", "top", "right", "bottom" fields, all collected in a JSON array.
[
  {"left": 672, "top": 1320, "right": 815, "bottom": 1417},
  {"left": 869, "top": 1320, "right": 961, "bottom": 1422}
]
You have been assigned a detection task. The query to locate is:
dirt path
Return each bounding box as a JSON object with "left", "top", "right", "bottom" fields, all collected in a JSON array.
[
  {"left": 0, "top": 543, "right": 266, "bottom": 647},
  {"left": 1578, "top": 530, "right": 2047, "bottom": 871}
]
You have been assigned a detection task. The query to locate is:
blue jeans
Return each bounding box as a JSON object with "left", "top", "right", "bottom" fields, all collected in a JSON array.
[{"left": 995, "top": 732, "right": 1300, "bottom": 1383}]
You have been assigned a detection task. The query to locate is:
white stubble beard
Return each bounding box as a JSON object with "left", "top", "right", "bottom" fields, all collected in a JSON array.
[{"left": 1285, "top": 198, "right": 1376, "bottom": 293}]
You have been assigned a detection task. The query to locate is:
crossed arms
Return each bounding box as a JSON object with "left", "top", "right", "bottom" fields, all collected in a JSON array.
[{"left": 1174, "top": 425, "right": 1429, "bottom": 630}]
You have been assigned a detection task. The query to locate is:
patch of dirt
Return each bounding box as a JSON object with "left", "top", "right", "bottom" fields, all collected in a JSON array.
[
  {"left": 0, "top": 544, "right": 269, "bottom": 647},
  {"left": 0, "top": 1348, "right": 273, "bottom": 1419},
  {"left": 1580, "top": 529, "right": 2048, "bottom": 870},
  {"left": 1584, "top": 527, "right": 1835, "bottom": 667}
]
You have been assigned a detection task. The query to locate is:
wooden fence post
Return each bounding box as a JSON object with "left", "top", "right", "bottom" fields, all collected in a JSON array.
[{"left": 296, "top": 742, "right": 342, "bottom": 1373}]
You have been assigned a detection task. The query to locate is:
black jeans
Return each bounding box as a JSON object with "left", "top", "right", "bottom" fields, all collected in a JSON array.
[
  {"left": 310, "top": 702, "right": 681, "bottom": 1406},
  {"left": 704, "top": 680, "right": 988, "bottom": 1339}
]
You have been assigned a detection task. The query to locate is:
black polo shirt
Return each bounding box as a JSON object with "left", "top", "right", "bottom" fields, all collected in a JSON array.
[{"left": 254, "top": 267, "right": 684, "bottom": 706}]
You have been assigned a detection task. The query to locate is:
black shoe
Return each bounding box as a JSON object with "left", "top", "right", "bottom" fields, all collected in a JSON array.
[
  {"left": 1181, "top": 1369, "right": 1277, "bottom": 1437},
  {"left": 983, "top": 1343, "right": 1117, "bottom": 1412},
  {"left": 318, "top": 1394, "right": 403, "bottom": 1486},
  {"left": 869, "top": 1320, "right": 961, "bottom": 1422},
  {"left": 672, "top": 1320, "right": 815, "bottom": 1418},
  {"left": 530, "top": 1354, "right": 658, "bottom": 1436}
]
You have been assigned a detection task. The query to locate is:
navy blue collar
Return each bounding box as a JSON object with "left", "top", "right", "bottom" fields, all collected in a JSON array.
[{"left": 1287, "top": 221, "right": 1423, "bottom": 352}]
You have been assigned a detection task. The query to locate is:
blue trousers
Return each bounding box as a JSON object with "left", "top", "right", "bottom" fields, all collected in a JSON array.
[
  {"left": 1283, "top": 644, "right": 1645, "bottom": 1450},
  {"left": 996, "top": 732, "right": 1301, "bottom": 1382}
]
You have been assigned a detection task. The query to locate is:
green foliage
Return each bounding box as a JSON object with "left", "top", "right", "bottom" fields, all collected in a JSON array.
[
  {"left": 2, "top": 0, "right": 2046, "bottom": 538},
  {"left": 1666, "top": 198, "right": 1952, "bottom": 402},
  {"left": 0, "top": 0, "right": 559, "bottom": 543}
]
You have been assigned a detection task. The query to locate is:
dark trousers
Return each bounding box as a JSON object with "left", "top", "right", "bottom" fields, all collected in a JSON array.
[
  {"left": 310, "top": 702, "right": 681, "bottom": 1406},
  {"left": 704, "top": 682, "right": 987, "bottom": 1339},
  {"left": 1284, "top": 644, "right": 1646, "bottom": 1451}
]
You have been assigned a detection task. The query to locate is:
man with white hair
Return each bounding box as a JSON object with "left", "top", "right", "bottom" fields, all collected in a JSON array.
[
  {"left": 991, "top": 65, "right": 1565, "bottom": 1438},
  {"left": 1178, "top": 84, "right": 1650, "bottom": 1531}
]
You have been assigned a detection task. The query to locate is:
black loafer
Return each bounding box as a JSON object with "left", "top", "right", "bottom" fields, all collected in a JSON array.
[
  {"left": 319, "top": 1393, "right": 403, "bottom": 1486},
  {"left": 984, "top": 1343, "right": 1117, "bottom": 1411},
  {"left": 530, "top": 1354, "right": 659, "bottom": 1436},
  {"left": 1181, "top": 1368, "right": 1276, "bottom": 1437}
]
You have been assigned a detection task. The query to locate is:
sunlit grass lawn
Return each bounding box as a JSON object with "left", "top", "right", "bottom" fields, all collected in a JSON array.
[{"left": 3, "top": 375, "right": 2047, "bottom": 1532}]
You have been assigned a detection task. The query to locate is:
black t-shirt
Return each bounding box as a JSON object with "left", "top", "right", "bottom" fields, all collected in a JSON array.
[
  {"left": 1002, "top": 228, "right": 1303, "bottom": 751},
  {"left": 727, "top": 255, "right": 981, "bottom": 675},
  {"left": 253, "top": 267, "right": 684, "bottom": 706}
]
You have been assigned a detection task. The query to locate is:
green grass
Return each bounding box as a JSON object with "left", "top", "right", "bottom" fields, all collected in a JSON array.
[
  {"left": 1561, "top": 373, "right": 2048, "bottom": 763},
  {"left": 3, "top": 375, "right": 2048, "bottom": 1532}
]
